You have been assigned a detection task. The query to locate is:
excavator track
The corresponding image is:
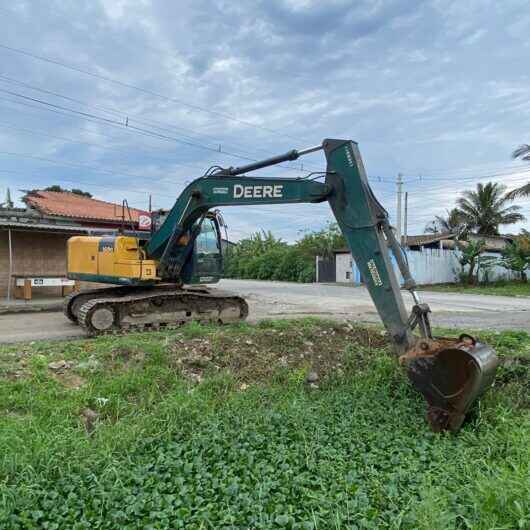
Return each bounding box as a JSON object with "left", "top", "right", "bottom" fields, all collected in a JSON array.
[
  {"left": 63, "top": 286, "right": 136, "bottom": 323},
  {"left": 77, "top": 288, "right": 249, "bottom": 336}
]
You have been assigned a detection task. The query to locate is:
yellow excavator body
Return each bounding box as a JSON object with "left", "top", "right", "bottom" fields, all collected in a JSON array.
[{"left": 67, "top": 235, "right": 159, "bottom": 284}]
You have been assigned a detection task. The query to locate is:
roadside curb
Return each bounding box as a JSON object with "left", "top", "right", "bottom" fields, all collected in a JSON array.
[{"left": 0, "top": 304, "right": 63, "bottom": 315}]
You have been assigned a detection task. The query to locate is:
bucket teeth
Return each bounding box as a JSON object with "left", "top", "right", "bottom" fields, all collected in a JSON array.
[{"left": 400, "top": 336, "right": 499, "bottom": 433}]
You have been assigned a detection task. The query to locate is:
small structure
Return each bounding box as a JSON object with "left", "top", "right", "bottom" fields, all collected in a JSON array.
[
  {"left": 405, "top": 233, "right": 513, "bottom": 253},
  {"left": 328, "top": 233, "right": 515, "bottom": 286},
  {"left": 0, "top": 191, "right": 150, "bottom": 299}
]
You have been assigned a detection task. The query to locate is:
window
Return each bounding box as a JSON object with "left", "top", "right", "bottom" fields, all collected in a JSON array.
[
  {"left": 345, "top": 271, "right": 351, "bottom": 280},
  {"left": 196, "top": 219, "right": 220, "bottom": 254}
]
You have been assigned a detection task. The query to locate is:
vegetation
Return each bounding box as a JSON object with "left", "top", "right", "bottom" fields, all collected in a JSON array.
[
  {"left": 456, "top": 239, "right": 487, "bottom": 285},
  {"left": 27, "top": 185, "right": 93, "bottom": 197},
  {"left": 419, "top": 280, "right": 530, "bottom": 297},
  {"left": 0, "top": 319, "right": 528, "bottom": 529},
  {"left": 426, "top": 182, "right": 525, "bottom": 236},
  {"left": 225, "top": 223, "right": 345, "bottom": 283},
  {"left": 455, "top": 182, "right": 524, "bottom": 235},
  {"left": 425, "top": 208, "right": 466, "bottom": 235},
  {"left": 507, "top": 144, "right": 530, "bottom": 199},
  {"left": 451, "top": 231, "right": 530, "bottom": 286},
  {"left": 500, "top": 230, "right": 530, "bottom": 282}
]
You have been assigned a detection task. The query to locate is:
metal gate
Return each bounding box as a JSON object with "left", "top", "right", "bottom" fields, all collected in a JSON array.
[{"left": 316, "top": 256, "right": 336, "bottom": 282}]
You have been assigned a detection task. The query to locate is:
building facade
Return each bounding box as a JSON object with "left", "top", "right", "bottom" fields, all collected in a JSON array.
[{"left": 0, "top": 191, "right": 150, "bottom": 299}]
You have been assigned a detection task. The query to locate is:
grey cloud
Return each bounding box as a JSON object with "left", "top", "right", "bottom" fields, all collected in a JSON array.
[{"left": 0, "top": 0, "right": 529, "bottom": 240}]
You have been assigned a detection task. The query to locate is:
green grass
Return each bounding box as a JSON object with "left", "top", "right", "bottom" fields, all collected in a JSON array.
[
  {"left": 0, "top": 319, "right": 528, "bottom": 529},
  {"left": 419, "top": 280, "right": 530, "bottom": 297}
]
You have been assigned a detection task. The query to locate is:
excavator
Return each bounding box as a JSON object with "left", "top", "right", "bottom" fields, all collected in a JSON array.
[{"left": 64, "top": 138, "right": 499, "bottom": 432}]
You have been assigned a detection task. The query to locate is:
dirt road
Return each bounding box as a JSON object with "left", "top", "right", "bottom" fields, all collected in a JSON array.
[{"left": 1, "top": 279, "right": 529, "bottom": 343}]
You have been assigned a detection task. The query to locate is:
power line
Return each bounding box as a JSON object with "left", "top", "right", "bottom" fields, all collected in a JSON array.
[
  {"left": 0, "top": 149, "right": 173, "bottom": 183},
  {"left": 0, "top": 99, "right": 394, "bottom": 186},
  {"left": 404, "top": 171, "right": 530, "bottom": 197},
  {"left": 0, "top": 120, "right": 204, "bottom": 173},
  {"left": 0, "top": 87, "right": 256, "bottom": 160},
  {"left": 0, "top": 73, "right": 314, "bottom": 169},
  {"left": 0, "top": 88, "right": 320, "bottom": 176},
  {"left": 405, "top": 169, "right": 530, "bottom": 185},
  {"left": 0, "top": 42, "right": 308, "bottom": 143},
  {"left": 402, "top": 159, "right": 530, "bottom": 178}
]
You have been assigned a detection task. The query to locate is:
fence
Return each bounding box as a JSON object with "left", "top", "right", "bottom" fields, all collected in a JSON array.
[{"left": 350, "top": 248, "right": 518, "bottom": 286}]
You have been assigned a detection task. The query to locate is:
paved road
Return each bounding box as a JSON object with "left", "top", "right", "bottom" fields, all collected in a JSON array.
[{"left": 1, "top": 279, "right": 529, "bottom": 343}]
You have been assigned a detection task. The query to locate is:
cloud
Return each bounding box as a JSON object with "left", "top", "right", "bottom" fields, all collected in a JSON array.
[{"left": 0, "top": 0, "right": 529, "bottom": 242}]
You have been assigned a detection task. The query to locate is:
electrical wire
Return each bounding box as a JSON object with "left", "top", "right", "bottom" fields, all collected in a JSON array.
[
  {"left": 0, "top": 88, "right": 319, "bottom": 175},
  {"left": 0, "top": 73, "right": 316, "bottom": 169},
  {"left": 0, "top": 42, "right": 308, "bottom": 143},
  {"left": 0, "top": 101, "right": 393, "bottom": 185}
]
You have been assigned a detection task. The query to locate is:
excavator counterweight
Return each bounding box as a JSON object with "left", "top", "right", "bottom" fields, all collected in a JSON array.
[{"left": 65, "top": 138, "right": 499, "bottom": 432}]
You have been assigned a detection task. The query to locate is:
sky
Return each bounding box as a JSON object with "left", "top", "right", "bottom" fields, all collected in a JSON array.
[{"left": 1, "top": 0, "right": 530, "bottom": 241}]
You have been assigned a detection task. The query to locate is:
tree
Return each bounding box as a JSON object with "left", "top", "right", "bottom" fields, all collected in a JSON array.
[
  {"left": 456, "top": 239, "right": 487, "bottom": 285},
  {"left": 500, "top": 230, "right": 530, "bottom": 282},
  {"left": 25, "top": 185, "right": 93, "bottom": 198},
  {"left": 455, "top": 182, "right": 525, "bottom": 235},
  {"left": 224, "top": 224, "right": 343, "bottom": 283},
  {"left": 70, "top": 188, "right": 93, "bottom": 198},
  {"left": 41, "top": 185, "right": 93, "bottom": 197},
  {"left": 425, "top": 208, "right": 466, "bottom": 235},
  {"left": 296, "top": 222, "right": 345, "bottom": 259},
  {"left": 506, "top": 144, "right": 530, "bottom": 199}
]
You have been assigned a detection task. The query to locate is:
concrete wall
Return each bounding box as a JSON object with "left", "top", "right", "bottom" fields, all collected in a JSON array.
[
  {"left": 342, "top": 248, "right": 519, "bottom": 286},
  {"left": 335, "top": 253, "right": 362, "bottom": 283}
]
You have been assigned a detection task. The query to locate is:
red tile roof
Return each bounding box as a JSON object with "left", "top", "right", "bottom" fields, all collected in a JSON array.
[{"left": 24, "top": 191, "right": 149, "bottom": 224}]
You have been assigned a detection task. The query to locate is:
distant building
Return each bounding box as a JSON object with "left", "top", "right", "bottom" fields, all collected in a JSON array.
[
  {"left": 405, "top": 232, "right": 513, "bottom": 253},
  {"left": 329, "top": 233, "right": 515, "bottom": 285}
]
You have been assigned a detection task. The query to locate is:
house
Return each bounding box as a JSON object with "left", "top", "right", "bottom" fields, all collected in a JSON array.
[
  {"left": 0, "top": 191, "right": 150, "bottom": 298},
  {"left": 405, "top": 233, "right": 513, "bottom": 253}
]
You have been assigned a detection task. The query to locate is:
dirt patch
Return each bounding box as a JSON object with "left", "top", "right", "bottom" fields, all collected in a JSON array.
[
  {"left": 106, "top": 346, "right": 146, "bottom": 370},
  {"left": 56, "top": 373, "right": 87, "bottom": 389},
  {"left": 168, "top": 321, "right": 390, "bottom": 384}
]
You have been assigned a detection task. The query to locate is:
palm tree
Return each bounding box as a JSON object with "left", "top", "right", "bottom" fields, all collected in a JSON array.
[
  {"left": 506, "top": 145, "right": 530, "bottom": 199},
  {"left": 455, "top": 182, "right": 525, "bottom": 235},
  {"left": 425, "top": 208, "right": 466, "bottom": 235}
]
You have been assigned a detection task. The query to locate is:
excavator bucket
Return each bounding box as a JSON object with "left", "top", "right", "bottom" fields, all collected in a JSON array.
[{"left": 402, "top": 335, "right": 499, "bottom": 432}]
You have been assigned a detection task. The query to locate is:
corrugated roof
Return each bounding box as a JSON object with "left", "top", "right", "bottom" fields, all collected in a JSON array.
[
  {"left": 406, "top": 233, "right": 455, "bottom": 246},
  {"left": 24, "top": 191, "right": 149, "bottom": 224},
  {"left": 0, "top": 220, "right": 90, "bottom": 233}
]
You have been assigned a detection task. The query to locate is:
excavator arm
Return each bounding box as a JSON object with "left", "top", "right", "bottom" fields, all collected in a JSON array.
[
  {"left": 145, "top": 138, "right": 498, "bottom": 432},
  {"left": 148, "top": 139, "right": 424, "bottom": 353}
]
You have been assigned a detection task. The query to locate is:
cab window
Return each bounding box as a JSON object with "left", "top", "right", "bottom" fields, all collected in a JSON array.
[{"left": 196, "top": 218, "right": 220, "bottom": 254}]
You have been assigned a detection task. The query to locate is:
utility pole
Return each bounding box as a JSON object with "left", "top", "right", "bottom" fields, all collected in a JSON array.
[
  {"left": 404, "top": 191, "right": 408, "bottom": 246},
  {"left": 396, "top": 173, "right": 403, "bottom": 242}
]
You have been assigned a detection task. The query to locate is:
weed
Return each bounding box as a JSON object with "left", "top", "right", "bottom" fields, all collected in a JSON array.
[{"left": 0, "top": 319, "right": 528, "bottom": 529}]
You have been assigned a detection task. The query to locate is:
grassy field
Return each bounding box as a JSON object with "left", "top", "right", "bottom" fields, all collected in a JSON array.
[
  {"left": 0, "top": 319, "right": 528, "bottom": 529},
  {"left": 420, "top": 280, "right": 530, "bottom": 297}
]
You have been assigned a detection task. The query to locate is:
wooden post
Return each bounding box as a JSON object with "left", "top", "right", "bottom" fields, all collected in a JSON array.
[
  {"left": 23, "top": 279, "right": 32, "bottom": 301},
  {"left": 6, "top": 229, "right": 12, "bottom": 302}
]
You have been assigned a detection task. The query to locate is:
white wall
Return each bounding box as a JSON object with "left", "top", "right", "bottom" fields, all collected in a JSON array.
[
  {"left": 335, "top": 253, "right": 354, "bottom": 282},
  {"left": 341, "top": 248, "right": 518, "bottom": 286}
]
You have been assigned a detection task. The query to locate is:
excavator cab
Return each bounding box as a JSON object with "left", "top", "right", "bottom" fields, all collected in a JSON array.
[{"left": 184, "top": 215, "right": 224, "bottom": 285}]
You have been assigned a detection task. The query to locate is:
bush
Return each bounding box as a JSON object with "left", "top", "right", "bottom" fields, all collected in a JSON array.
[{"left": 224, "top": 226, "right": 339, "bottom": 283}]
